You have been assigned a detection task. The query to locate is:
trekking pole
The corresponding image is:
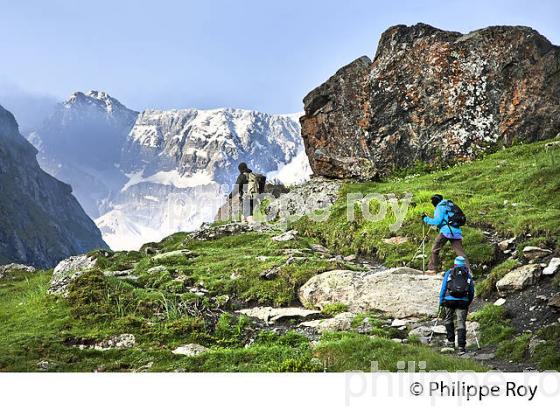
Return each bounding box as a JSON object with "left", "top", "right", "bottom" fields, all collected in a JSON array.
[
  {"left": 427, "top": 306, "right": 442, "bottom": 344},
  {"left": 473, "top": 327, "right": 481, "bottom": 350},
  {"left": 421, "top": 223, "right": 426, "bottom": 274}
]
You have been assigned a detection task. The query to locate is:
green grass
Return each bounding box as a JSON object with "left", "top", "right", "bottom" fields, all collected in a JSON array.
[
  {"left": 314, "top": 333, "right": 486, "bottom": 372},
  {"left": 532, "top": 324, "right": 560, "bottom": 371},
  {"left": 469, "top": 304, "right": 515, "bottom": 346},
  {"left": 294, "top": 138, "right": 560, "bottom": 274}
]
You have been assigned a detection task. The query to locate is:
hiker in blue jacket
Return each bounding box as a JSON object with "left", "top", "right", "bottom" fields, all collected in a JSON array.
[
  {"left": 439, "top": 256, "right": 475, "bottom": 354},
  {"left": 423, "top": 194, "right": 469, "bottom": 274}
]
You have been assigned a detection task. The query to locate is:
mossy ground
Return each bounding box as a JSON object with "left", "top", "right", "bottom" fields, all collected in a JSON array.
[{"left": 1, "top": 138, "right": 558, "bottom": 372}]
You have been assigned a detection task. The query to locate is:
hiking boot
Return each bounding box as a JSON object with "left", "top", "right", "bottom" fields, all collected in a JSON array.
[{"left": 457, "top": 347, "right": 467, "bottom": 355}]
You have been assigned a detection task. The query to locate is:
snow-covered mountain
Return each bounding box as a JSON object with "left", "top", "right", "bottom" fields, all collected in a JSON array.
[
  {"left": 27, "top": 92, "right": 311, "bottom": 250},
  {"left": 28, "top": 91, "right": 138, "bottom": 217}
]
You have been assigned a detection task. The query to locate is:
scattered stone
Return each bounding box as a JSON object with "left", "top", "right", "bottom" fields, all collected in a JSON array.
[
  {"left": 271, "top": 230, "right": 297, "bottom": 242},
  {"left": 78, "top": 334, "right": 136, "bottom": 351},
  {"left": 440, "top": 347, "right": 455, "bottom": 354},
  {"left": 259, "top": 267, "right": 280, "bottom": 280},
  {"left": 522, "top": 246, "right": 552, "bottom": 260},
  {"left": 310, "top": 244, "right": 330, "bottom": 254},
  {"left": 0, "top": 263, "right": 37, "bottom": 279},
  {"left": 475, "top": 353, "right": 496, "bottom": 361},
  {"left": 382, "top": 236, "right": 408, "bottom": 245},
  {"left": 548, "top": 294, "right": 560, "bottom": 310},
  {"left": 151, "top": 249, "right": 194, "bottom": 262},
  {"left": 104, "top": 269, "right": 134, "bottom": 277},
  {"left": 255, "top": 255, "right": 269, "bottom": 262},
  {"left": 343, "top": 255, "right": 357, "bottom": 262},
  {"left": 543, "top": 258, "right": 560, "bottom": 276},
  {"left": 237, "top": 306, "right": 321, "bottom": 324},
  {"left": 496, "top": 264, "right": 541, "bottom": 294},
  {"left": 391, "top": 319, "right": 408, "bottom": 327},
  {"left": 536, "top": 295, "right": 548, "bottom": 303},
  {"left": 497, "top": 238, "right": 515, "bottom": 251},
  {"left": 230, "top": 271, "right": 241, "bottom": 280},
  {"left": 300, "top": 312, "right": 356, "bottom": 334},
  {"left": 49, "top": 255, "right": 97, "bottom": 295},
  {"left": 494, "top": 298, "right": 507, "bottom": 306},
  {"left": 172, "top": 343, "right": 209, "bottom": 357},
  {"left": 37, "top": 360, "right": 51, "bottom": 371},
  {"left": 147, "top": 265, "right": 168, "bottom": 274},
  {"left": 299, "top": 267, "right": 440, "bottom": 317},
  {"left": 190, "top": 222, "right": 271, "bottom": 241}
]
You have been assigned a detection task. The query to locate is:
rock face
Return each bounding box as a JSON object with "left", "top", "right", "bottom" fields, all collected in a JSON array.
[
  {"left": 301, "top": 23, "right": 560, "bottom": 179},
  {"left": 299, "top": 268, "right": 440, "bottom": 317},
  {"left": 0, "top": 104, "right": 108, "bottom": 268}
]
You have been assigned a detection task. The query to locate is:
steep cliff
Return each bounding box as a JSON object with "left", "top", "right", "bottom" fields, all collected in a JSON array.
[
  {"left": 301, "top": 24, "right": 560, "bottom": 179},
  {"left": 0, "top": 104, "right": 108, "bottom": 267}
]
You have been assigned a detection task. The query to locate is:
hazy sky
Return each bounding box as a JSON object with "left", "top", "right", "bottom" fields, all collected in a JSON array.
[{"left": 1, "top": 0, "right": 559, "bottom": 113}]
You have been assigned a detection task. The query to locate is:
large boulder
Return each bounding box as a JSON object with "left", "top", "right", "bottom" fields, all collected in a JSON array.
[
  {"left": 299, "top": 268, "right": 440, "bottom": 318},
  {"left": 496, "top": 264, "right": 541, "bottom": 294},
  {"left": 301, "top": 24, "right": 560, "bottom": 179}
]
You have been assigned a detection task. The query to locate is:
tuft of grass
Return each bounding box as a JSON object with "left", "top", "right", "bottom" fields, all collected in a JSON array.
[
  {"left": 532, "top": 324, "right": 560, "bottom": 371},
  {"left": 321, "top": 303, "right": 349, "bottom": 317},
  {"left": 496, "top": 333, "right": 531, "bottom": 362}
]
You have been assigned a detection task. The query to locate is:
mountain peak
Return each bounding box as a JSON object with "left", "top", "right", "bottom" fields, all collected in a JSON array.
[{"left": 64, "top": 90, "right": 137, "bottom": 117}]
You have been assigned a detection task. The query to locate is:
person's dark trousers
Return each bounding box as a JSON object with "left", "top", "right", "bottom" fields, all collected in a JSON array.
[
  {"left": 443, "top": 301, "right": 468, "bottom": 348},
  {"left": 428, "top": 233, "right": 470, "bottom": 272}
]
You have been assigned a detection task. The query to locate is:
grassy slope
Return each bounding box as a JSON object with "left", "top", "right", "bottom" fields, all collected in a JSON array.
[
  {"left": 294, "top": 137, "right": 560, "bottom": 273},
  {"left": 1, "top": 138, "right": 559, "bottom": 372}
]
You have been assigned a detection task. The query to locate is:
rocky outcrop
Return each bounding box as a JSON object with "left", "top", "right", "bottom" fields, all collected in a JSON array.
[
  {"left": 299, "top": 268, "right": 440, "bottom": 317},
  {"left": 301, "top": 24, "right": 560, "bottom": 179},
  {"left": 48, "top": 255, "right": 97, "bottom": 295},
  {"left": 0, "top": 104, "right": 108, "bottom": 268}
]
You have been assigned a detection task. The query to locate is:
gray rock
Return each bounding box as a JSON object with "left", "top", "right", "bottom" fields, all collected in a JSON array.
[
  {"left": 496, "top": 264, "right": 541, "bottom": 294},
  {"left": 172, "top": 343, "right": 209, "bottom": 357},
  {"left": 548, "top": 294, "right": 560, "bottom": 310},
  {"left": 299, "top": 267, "right": 440, "bottom": 318},
  {"left": 300, "top": 312, "right": 356, "bottom": 334},
  {"left": 259, "top": 267, "right": 280, "bottom": 280},
  {"left": 522, "top": 246, "right": 552, "bottom": 260},
  {"left": 237, "top": 306, "right": 321, "bottom": 324},
  {"left": 271, "top": 230, "right": 298, "bottom": 242},
  {"left": 543, "top": 258, "right": 560, "bottom": 275},
  {"left": 151, "top": 249, "right": 195, "bottom": 262},
  {"left": 497, "top": 238, "right": 515, "bottom": 251},
  {"left": 310, "top": 244, "right": 330, "bottom": 254},
  {"left": 49, "top": 255, "right": 97, "bottom": 296},
  {"left": 78, "top": 334, "right": 136, "bottom": 351},
  {"left": 0, "top": 263, "right": 37, "bottom": 279},
  {"left": 494, "top": 298, "right": 507, "bottom": 306},
  {"left": 475, "top": 353, "right": 496, "bottom": 361}
]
